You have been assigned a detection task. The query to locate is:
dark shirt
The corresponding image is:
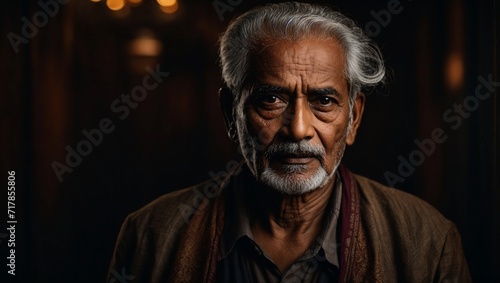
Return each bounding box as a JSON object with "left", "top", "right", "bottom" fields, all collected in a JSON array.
[{"left": 215, "top": 172, "right": 342, "bottom": 283}]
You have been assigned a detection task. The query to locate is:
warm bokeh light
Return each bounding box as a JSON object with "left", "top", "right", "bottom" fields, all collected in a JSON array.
[
  {"left": 106, "top": 0, "right": 125, "bottom": 11},
  {"left": 159, "top": 1, "right": 178, "bottom": 13},
  {"left": 90, "top": 0, "right": 102, "bottom": 2},
  {"left": 128, "top": 36, "right": 163, "bottom": 57},
  {"left": 445, "top": 52, "right": 464, "bottom": 92},
  {"left": 128, "top": 0, "right": 142, "bottom": 5},
  {"left": 157, "top": 0, "right": 177, "bottom": 7}
]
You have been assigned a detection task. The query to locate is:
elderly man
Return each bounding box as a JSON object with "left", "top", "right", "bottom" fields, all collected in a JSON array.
[{"left": 108, "top": 2, "right": 471, "bottom": 282}]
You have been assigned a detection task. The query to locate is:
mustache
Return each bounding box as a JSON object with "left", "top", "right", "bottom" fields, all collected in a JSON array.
[{"left": 264, "top": 140, "right": 326, "bottom": 163}]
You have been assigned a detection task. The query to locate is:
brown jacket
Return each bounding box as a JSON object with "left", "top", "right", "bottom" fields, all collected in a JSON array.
[{"left": 107, "top": 165, "right": 471, "bottom": 282}]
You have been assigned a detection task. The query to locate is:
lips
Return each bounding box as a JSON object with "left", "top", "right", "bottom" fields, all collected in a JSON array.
[
  {"left": 281, "top": 157, "right": 315, "bottom": 164},
  {"left": 271, "top": 153, "right": 318, "bottom": 165}
]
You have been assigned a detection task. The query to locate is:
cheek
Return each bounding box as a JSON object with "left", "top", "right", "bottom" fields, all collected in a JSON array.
[
  {"left": 318, "top": 118, "right": 349, "bottom": 157},
  {"left": 246, "top": 109, "right": 280, "bottom": 146},
  {"left": 321, "top": 113, "right": 349, "bottom": 137}
]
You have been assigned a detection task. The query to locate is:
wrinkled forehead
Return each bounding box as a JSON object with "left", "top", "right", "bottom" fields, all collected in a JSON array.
[
  {"left": 241, "top": 38, "right": 348, "bottom": 96},
  {"left": 260, "top": 38, "right": 344, "bottom": 74}
]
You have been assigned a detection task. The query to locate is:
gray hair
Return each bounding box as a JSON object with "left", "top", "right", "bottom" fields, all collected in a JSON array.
[{"left": 218, "top": 2, "right": 385, "bottom": 107}]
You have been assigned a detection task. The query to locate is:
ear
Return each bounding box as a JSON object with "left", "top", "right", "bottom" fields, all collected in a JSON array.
[
  {"left": 346, "top": 92, "right": 365, "bottom": 145},
  {"left": 219, "top": 87, "right": 235, "bottom": 139}
]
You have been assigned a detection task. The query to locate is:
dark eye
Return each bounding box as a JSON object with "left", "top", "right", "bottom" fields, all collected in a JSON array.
[
  {"left": 262, "top": 95, "right": 278, "bottom": 104},
  {"left": 310, "top": 96, "right": 338, "bottom": 112},
  {"left": 254, "top": 94, "right": 287, "bottom": 111},
  {"left": 318, "top": 96, "right": 333, "bottom": 106}
]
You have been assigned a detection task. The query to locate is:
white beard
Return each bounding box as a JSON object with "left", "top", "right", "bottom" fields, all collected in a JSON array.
[{"left": 260, "top": 163, "right": 331, "bottom": 195}]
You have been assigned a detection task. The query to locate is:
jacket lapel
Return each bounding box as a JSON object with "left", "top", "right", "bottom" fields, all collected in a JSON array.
[{"left": 167, "top": 181, "right": 227, "bottom": 282}]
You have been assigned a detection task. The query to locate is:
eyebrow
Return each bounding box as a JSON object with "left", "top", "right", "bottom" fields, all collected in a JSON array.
[
  {"left": 253, "top": 84, "right": 340, "bottom": 97},
  {"left": 310, "top": 87, "right": 340, "bottom": 97},
  {"left": 252, "top": 84, "right": 288, "bottom": 94}
]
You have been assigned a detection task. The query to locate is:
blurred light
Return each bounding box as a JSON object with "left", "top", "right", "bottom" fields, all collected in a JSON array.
[
  {"left": 128, "top": 0, "right": 142, "bottom": 5},
  {"left": 160, "top": 4, "right": 178, "bottom": 14},
  {"left": 127, "top": 31, "right": 162, "bottom": 74},
  {"left": 445, "top": 52, "right": 464, "bottom": 91},
  {"left": 106, "top": 0, "right": 125, "bottom": 11},
  {"left": 157, "top": 0, "right": 176, "bottom": 7},
  {"left": 128, "top": 34, "right": 163, "bottom": 57},
  {"left": 90, "top": 0, "right": 102, "bottom": 2},
  {"left": 158, "top": 0, "right": 179, "bottom": 14}
]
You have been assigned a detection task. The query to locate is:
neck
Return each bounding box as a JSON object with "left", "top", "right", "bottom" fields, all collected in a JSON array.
[
  {"left": 243, "top": 170, "right": 337, "bottom": 272},
  {"left": 247, "top": 174, "right": 336, "bottom": 239}
]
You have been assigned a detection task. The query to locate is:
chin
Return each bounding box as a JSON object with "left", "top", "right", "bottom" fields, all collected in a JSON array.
[{"left": 259, "top": 166, "right": 332, "bottom": 195}]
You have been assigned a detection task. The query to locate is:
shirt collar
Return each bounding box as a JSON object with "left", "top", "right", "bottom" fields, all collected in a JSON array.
[{"left": 317, "top": 171, "right": 342, "bottom": 267}]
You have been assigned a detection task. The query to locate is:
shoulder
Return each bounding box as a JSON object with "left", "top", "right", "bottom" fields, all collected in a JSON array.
[
  {"left": 354, "top": 175, "right": 452, "bottom": 232},
  {"left": 108, "top": 180, "right": 218, "bottom": 281},
  {"left": 351, "top": 174, "right": 471, "bottom": 281},
  {"left": 353, "top": 174, "right": 453, "bottom": 238},
  {"left": 125, "top": 180, "right": 215, "bottom": 236}
]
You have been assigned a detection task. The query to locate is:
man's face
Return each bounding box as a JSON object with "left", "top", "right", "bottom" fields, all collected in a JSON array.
[{"left": 235, "top": 38, "right": 363, "bottom": 195}]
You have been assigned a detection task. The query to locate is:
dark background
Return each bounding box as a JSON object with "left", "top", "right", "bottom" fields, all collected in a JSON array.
[{"left": 1, "top": 0, "right": 498, "bottom": 282}]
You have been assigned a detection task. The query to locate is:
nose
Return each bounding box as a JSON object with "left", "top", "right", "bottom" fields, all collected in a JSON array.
[{"left": 281, "top": 97, "right": 315, "bottom": 141}]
